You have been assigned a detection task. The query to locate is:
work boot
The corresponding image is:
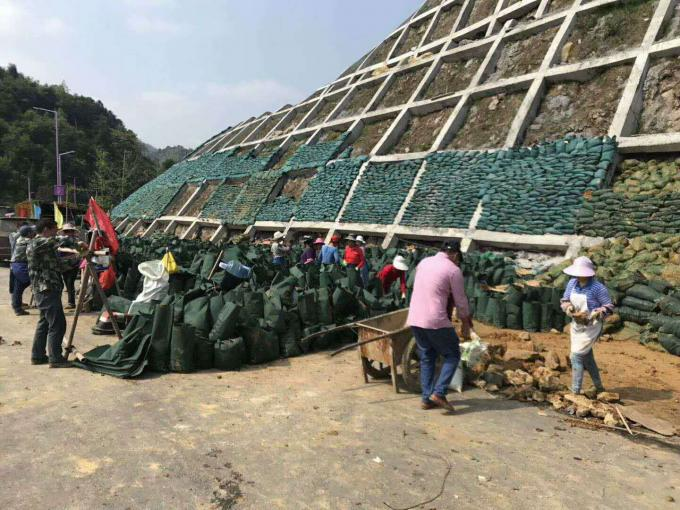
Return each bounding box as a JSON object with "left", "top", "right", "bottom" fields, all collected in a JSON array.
[
  {"left": 65, "top": 303, "right": 76, "bottom": 310},
  {"left": 429, "top": 394, "right": 455, "bottom": 412},
  {"left": 15, "top": 309, "right": 29, "bottom": 316},
  {"left": 31, "top": 358, "right": 48, "bottom": 365},
  {"left": 49, "top": 361, "right": 74, "bottom": 369},
  {"left": 421, "top": 400, "right": 436, "bottom": 410}
]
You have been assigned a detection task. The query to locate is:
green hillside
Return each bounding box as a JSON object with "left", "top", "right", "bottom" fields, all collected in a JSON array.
[{"left": 0, "top": 64, "right": 159, "bottom": 209}]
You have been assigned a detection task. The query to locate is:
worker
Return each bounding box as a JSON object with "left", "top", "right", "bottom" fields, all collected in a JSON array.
[
  {"left": 57, "top": 223, "right": 81, "bottom": 309},
  {"left": 343, "top": 234, "right": 366, "bottom": 287},
  {"left": 28, "top": 218, "right": 86, "bottom": 367},
  {"left": 271, "top": 231, "right": 289, "bottom": 268},
  {"left": 10, "top": 225, "right": 36, "bottom": 316},
  {"left": 560, "top": 256, "right": 613, "bottom": 396},
  {"left": 407, "top": 240, "right": 473, "bottom": 412},
  {"left": 355, "top": 235, "right": 370, "bottom": 287},
  {"left": 300, "top": 237, "right": 316, "bottom": 265},
  {"left": 313, "top": 237, "right": 325, "bottom": 260},
  {"left": 377, "top": 255, "right": 409, "bottom": 300},
  {"left": 8, "top": 222, "right": 29, "bottom": 296},
  {"left": 318, "top": 234, "right": 341, "bottom": 265}
]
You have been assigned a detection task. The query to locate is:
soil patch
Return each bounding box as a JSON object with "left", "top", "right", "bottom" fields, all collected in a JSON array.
[
  {"left": 172, "top": 223, "right": 190, "bottom": 238},
  {"left": 275, "top": 104, "right": 314, "bottom": 136},
  {"left": 229, "top": 123, "right": 259, "bottom": 147},
  {"left": 638, "top": 55, "right": 680, "bottom": 134},
  {"left": 547, "top": 0, "right": 575, "bottom": 13},
  {"left": 523, "top": 64, "right": 632, "bottom": 145},
  {"left": 281, "top": 170, "right": 316, "bottom": 201},
  {"left": 272, "top": 138, "right": 306, "bottom": 170},
  {"left": 487, "top": 26, "right": 559, "bottom": 81},
  {"left": 164, "top": 184, "right": 198, "bottom": 216},
  {"left": 196, "top": 226, "right": 217, "bottom": 241},
  {"left": 305, "top": 94, "right": 344, "bottom": 127},
  {"left": 246, "top": 113, "right": 284, "bottom": 143},
  {"left": 351, "top": 117, "right": 396, "bottom": 156},
  {"left": 426, "top": 2, "right": 462, "bottom": 43},
  {"left": 392, "top": 16, "right": 433, "bottom": 57},
  {"left": 319, "top": 128, "right": 348, "bottom": 142},
  {"left": 183, "top": 182, "right": 221, "bottom": 217},
  {"left": 390, "top": 105, "right": 455, "bottom": 153},
  {"left": 374, "top": 65, "right": 429, "bottom": 110},
  {"left": 447, "top": 91, "right": 525, "bottom": 149},
  {"left": 468, "top": 0, "right": 498, "bottom": 26},
  {"left": 473, "top": 322, "right": 680, "bottom": 429},
  {"left": 329, "top": 78, "right": 350, "bottom": 93},
  {"left": 657, "top": 2, "right": 680, "bottom": 41},
  {"left": 423, "top": 56, "right": 483, "bottom": 99},
  {"left": 363, "top": 35, "right": 400, "bottom": 68},
  {"left": 562, "top": 0, "right": 657, "bottom": 64},
  {"left": 336, "top": 79, "right": 384, "bottom": 119}
]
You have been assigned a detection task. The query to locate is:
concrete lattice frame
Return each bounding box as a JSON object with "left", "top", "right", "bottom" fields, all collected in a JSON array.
[{"left": 126, "top": 0, "right": 680, "bottom": 253}]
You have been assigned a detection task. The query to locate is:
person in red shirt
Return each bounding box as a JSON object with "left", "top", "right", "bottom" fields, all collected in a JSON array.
[
  {"left": 378, "top": 255, "right": 409, "bottom": 298},
  {"left": 343, "top": 235, "right": 366, "bottom": 288}
]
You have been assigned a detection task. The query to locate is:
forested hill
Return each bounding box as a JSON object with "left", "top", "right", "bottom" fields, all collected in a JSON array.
[
  {"left": 142, "top": 143, "right": 192, "bottom": 167},
  {"left": 0, "top": 64, "right": 159, "bottom": 209}
]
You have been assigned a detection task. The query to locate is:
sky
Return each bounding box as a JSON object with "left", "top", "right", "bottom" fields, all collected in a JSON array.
[{"left": 0, "top": 0, "right": 418, "bottom": 149}]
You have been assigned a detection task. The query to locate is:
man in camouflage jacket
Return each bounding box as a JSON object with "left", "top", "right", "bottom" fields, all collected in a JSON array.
[{"left": 27, "top": 219, "right": 83, "bottom": 367}]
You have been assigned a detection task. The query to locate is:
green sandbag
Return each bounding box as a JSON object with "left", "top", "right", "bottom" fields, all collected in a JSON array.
[
  {"left": 659, "top": 333, "right": 680, "bottom": 356},
  {"left": 476, "top": 293, "right": 490, "bottom": 322},
  {"left": 264, "top": 296, "right": 286, "bottom": 333},
  {"left": 550, "top": 287, "right": 563, "bottom": 308},
  {"left": 551, "top": 309, "right": 566, "bottom": 332},
  {"left": 658, "top": 296, "right": 680, "bottom": 316},
  {"left": 279, "top": 311, "right": 302, "bottom": 357},
  {"left": 189, "top": 253, "right": 204, "bottom": 274},
  {"left": 242, "top": 326, "right": 280, "bottom": 364},
  {"left": 194, "top": 332, "right": 214, "bottom": 370},
  {"left": 107, "top": 295, "right": 132, "bottom": 314},
  {"left": 209, "top": 302, "right": 241, "bottom": 342},
  {"left": 317, "top": 287, "right": 333, "bottom": 325},
  {"left": 504, "top": 285, "right": 524, "bottom": 306},
  {"left": 270, "top": 277, "right": 297, "bottom": 307},
  {"left": 333, "top": 287, "right": 358, "bottom": 320},
  {"left": 148, "top": 303, "right": 173, "bottom": 372},
  {"left": 617, "top": 306, "right": 654, "bottom": 325},
  {"left": 489, "top": 297, "right": 506, "bottom": 328},
  {"left": 170, "top": 324, "right": 196, "bottom": 373},
  {"left": 123, "top": 267, "right": 141, "bottom": 299},
  {"left": 505, "top": 303, "right": 522, "bottom": 330},
  {"left": 346, "top": 266, "right": 361, "bottom": 290},
  {"left": 289, "top": 265, "right": 306, "bottom": 287},
  {"left": 659, "top": 319, "right": 680, "bottom": 338},
  {"left": 300, "top": 325, "right": 321, "bottom": 353},
  {"left": 540, "top": 304, "right": 553, "bottom": 332},
  {"left": 627, "top": 284, "right": 665, "bottom": 303},
  {"left": 241, "top": 291, "right": 265, "bottom": 324},
  {"left": 214, "top": 337, "right": 246, "bottom": 370},
  {"left": 209, "top": 294, "right": 226, "bottom": 324},
  {"left": 305, "top": 264, "right": 320, "bottom": 289},
  {"left": 621, "top": 296, "right": 657, "bottom": 312},
  {"left": 522, "top": 302, "right": 541, "bottom": 332},
  {"left": 200, "top": 252, "right": 218, "bottom": 279},
  {"left": 298, "top": 290, "right": 319, "bottom": 326},
  {"left": 523, "top": 285, "right": 542, "bottom": 302},
  {"left": 183, "top": 296, "right": 211, "bottom": 336}
]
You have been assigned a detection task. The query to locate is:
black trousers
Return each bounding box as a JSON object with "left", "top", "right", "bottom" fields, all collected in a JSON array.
[
  {"left": 31, "top": 289, "right": 67, "bottom": 363},
  {"left": 62, "top": 268, "right": 79, "bottom": 306}
]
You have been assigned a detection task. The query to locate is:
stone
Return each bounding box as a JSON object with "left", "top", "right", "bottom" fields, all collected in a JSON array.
[
  {"left": 486, "top": 363, "right": 505, "bottom": 373},
  {"left": 597, "top": 391, "right": 620, "bottom": 403},
  {"left": 518, "top": 332, "right": 531, "bottom": 342},
  {"left": 486, "top": 384, "right": 500, "bottom": 392},
  {"left": 547, "top": 393, "right": 566, "bottom": 411},
  {"left": 603, "top": 412, "right": 621, "bottom": 427},
  {"left": 504, "top": 369, "right": 534, "bottom": 387},
  {"left": 564, "top": 393, "right": 596, "bottom": 417},
  {"left": 531, "top": 390, "right": 546, "bottom": 403},
  {"left": 583, "top": 387, "right": 598, "bottom": 399},
  {"left": 473, "top": 379, "right": 487, "bottom": 389},
  {"left": 589, "top": 402, "right": 614, "bottom": 420},
  {"left": 482, "top": 371, "right": 505, "bottom": 388},
  {"left": 532, "top": 366, "right": 564, "bottom": 392},
  {"left": 503, "top": 349, "right": 540, "bottom": 362},
  {"left": 544, "top": 351, "right": 561, "bottom": 371}
]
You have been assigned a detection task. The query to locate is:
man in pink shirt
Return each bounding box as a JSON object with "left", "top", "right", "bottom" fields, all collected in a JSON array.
[{"left": 407, "top": 240, "right": 473, "bottom": 411}]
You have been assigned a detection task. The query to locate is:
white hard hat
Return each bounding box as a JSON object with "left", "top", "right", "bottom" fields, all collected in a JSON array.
[
  {"left": 393, "top": 255, "right": 409, "bottom": 271},
  {"left": 356, "top": 235, "right": 366, "bottom": 244}
]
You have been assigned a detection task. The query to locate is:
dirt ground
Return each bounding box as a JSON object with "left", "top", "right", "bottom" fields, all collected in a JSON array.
[
  {"left": 375, "top": 66, "right": 429, "bottom": 110},
  {"left": 391, "top": 105, "right": 455, "bottom": 153},
  {"left": 1, "top": 268, "right": 679, "bottom": 509},
  {"left": 350, "top": 116, "right": 396, "bottom": 156},
  {"left": 165, "top": 184, "right": 199, "bottom": 216},
  {"left": 336, "top": 79, "right": 384, "bottom": 119},
  {"left": 638, "top": 55, "right": 680, "bottom": 135},
  {"left": 487, "top": 26, "right": 559, "bottom": 82},
  {"left": 426, "top": 3, "right": 462, "bottom": 44},
  {"left": 423, "top": 57, "right": 483, "bottom": 100}
]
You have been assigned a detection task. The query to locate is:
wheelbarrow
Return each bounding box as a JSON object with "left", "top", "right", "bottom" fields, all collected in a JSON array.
[{"left": 352, "top": 308, "right": 422, "bottom": 394}]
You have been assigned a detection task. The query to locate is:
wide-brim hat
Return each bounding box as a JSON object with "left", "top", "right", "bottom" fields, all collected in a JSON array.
[
  {"left": 345, "top": 234, "right": 356, "bottom": 242},
  {"left": 393, "top": 255, "right": 409, "bottom": 271},
  {"left": 355, "top": 235, "right": 366, "bottom": 244},
  {"left": 563, "top": 256, "right": 596, "bottom": 278},
  {"left": 60, "top": 223, "right": 77, "bottom": 232},
  {"left": 273, "top": 231, "right": 285, "bottom": 240},
  {"left": 313, "top": 237, "right": 325, "bottom": 245}
]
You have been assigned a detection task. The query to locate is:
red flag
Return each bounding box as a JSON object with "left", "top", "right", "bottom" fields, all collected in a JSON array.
[
  {"left": 85, "top": 197, "right": 119, "bottom": 255},
  {"left": 99, "top": 266, "right": 117, "bottom": 291}
]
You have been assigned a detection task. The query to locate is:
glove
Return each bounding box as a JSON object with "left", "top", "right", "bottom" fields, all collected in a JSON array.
[
  {"left": 400, "top": 293, "right": 406, "bottom": 300},
  {"left": 590, "top": 310, "right": 603, "bottom": 321},
  {"left": 561, "top": 303, "right": 575, "bottom": 317}
]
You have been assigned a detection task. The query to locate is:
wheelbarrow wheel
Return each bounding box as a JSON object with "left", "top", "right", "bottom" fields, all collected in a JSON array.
[
  {"left": 401, "top": 338, "right": 422, "bottom": 393},
  {"left": 362, "top": 358, "right": 391, "bottom": 379}
]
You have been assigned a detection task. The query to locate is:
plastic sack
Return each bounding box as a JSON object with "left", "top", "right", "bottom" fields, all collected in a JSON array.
[
  {"left": 161, "top": 250, "right": 179, "bottom": 275},
  {"left": 448, "top": 360, "right": 464, "bottom": 393},
  {"left": 132, "top": 260, "right": 169, "bottom": 308},
  {"left": 460, "top": 334, "right": 488, "bottom": 368}
]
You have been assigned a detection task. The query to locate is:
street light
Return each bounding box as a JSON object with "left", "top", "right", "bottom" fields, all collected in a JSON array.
[
  {"left": 32, "top": 106, "right": 63, "bottom": 203},
  {"left": 59, "top": 151, "right": 75, "bottom": 203}
]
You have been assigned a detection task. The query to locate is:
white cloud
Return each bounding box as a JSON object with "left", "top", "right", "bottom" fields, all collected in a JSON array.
[
  {"left": 0, "top": 0, "right": 68, "bottom": 38},
  {"left": 126, "top": 14, "right": 183, "bottom": 34}
]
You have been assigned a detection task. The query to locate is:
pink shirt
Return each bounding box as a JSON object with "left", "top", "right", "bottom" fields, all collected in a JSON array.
[{"left": 407, "top": 252, "right": 470, "bottom": 329}]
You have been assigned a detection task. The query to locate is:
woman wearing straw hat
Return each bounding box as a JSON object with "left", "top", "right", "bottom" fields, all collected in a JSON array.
[
  {"left": 560, "top": 256, "right": 614, "bottom": 396},
  {"left": 271, "top": 231, "right": 289, "bottom": 268},
  {"left": 378, "top": 255, "right": 409, "bottom": 300}
]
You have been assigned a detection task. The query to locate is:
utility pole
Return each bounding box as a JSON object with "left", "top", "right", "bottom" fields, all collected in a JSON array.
[{"left": 32, "top": 107, "right": 63, "bottom": 203}]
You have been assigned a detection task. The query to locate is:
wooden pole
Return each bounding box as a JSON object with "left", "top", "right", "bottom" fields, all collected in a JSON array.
[
  {"left": 63, "top": 230, "right": 96, "bottom": 359},
  {"left": 87, "top": 260, "right": 122, "bottom": 339}
]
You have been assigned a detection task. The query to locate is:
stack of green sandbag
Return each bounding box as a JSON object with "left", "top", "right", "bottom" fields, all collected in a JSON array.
[
  {"left": 256, "top": 196, "right": 297, "bottom": 222},
  {"left": 341, "top": 160, "right": 422, "bottom": 225},
  {"left": 295, "top": 157, "right": 366, "bottom": 222},
  {"left": 577, "top": 158, "right": 680, "bottom": 238},
  {"left": 229, "top": 170, "right": 283, "bottom": 225},
  {"left": 199, "top": 181, "right": 245, "bottom": 220},
  {"left": 281, "top": 135, "right": 349, "bottom": 172}
]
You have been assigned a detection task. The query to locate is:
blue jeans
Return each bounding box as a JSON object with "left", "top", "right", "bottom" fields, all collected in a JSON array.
[
  {"left": 31, "top": 289, "right": 67, "bottom": 363},
  {"left": 570, "top": 349, "right": 604, "bottom": 394},
  {"left": 10, "top": 262, "right": 30, "bottom": 313},
  {"left": 411, "top": 326, "right": 461, "bottom": 402}
]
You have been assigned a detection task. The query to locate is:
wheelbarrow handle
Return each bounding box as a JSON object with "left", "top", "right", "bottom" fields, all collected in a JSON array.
[{"left": 329, "top": 325, "right": 412, "bottom": 357}]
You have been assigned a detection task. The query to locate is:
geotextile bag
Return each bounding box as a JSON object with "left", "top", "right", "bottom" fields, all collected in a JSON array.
[
  {"left": 214, "top": 337, "right": 246, "bottom": 370},
  {"left": 148, "top": 303, "right": 173, "bottom": 372},
  {"left": 209, "top": 302, "right": 241, "bottom": 342},
  {"left": 242, "top": 326, "right": 280, "bottom": 364},
  {"left": 183, "top": 295, "right": 211, "bottom": 336},
  {"left": 522, "top": 302, "right": 541, "bottom": 332},
  {"left": 170, "top": 324, "right": 196, "bottom": 372},
  {"left": 194, "top": 332, "right": 214, "bottom": 370}
]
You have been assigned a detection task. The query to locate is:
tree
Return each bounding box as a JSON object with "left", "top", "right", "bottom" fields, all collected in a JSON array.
[{"left": 161, "top": 158, "right": 176, "bottom": 171}]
